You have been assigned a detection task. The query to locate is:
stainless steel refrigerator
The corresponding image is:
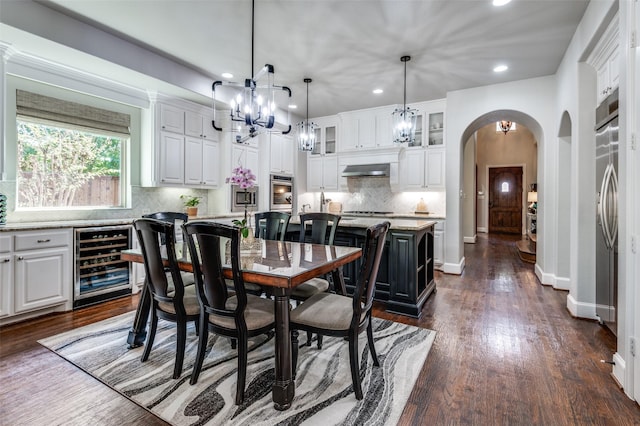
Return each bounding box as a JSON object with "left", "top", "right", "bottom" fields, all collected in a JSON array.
[{"left": 595, "top": 88, "right": 619, "bottom": 336}]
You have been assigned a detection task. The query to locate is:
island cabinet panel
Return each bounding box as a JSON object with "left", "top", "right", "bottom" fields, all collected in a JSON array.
[{"left": 297, "top": 222, "right": 436, "bottom": 318}]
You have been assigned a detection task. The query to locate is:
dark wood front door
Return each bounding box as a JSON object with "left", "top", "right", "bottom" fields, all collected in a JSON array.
[{"left": 488, "top": 166, "right": 523, "bottom": 234}]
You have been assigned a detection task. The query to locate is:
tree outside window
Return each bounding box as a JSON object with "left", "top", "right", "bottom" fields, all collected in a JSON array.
[{"left": 17, "top": 120, "right": 125, "bottom": 208}]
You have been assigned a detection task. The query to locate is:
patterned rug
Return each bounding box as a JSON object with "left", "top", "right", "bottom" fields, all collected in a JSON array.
[{"left": 39, "top": 312, "right": 435, "bottom": 426}]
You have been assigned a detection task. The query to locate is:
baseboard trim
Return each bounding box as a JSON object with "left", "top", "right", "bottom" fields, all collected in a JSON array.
[
  {"left": 443, "top": 257, "right": 465, "bottom": 275},
  {"left": 612, "top": 352, "right": 626, "bottom": 390},
  {"left": 477, "top": 227, "right": 487, "bottom": 233},
  {"left": 566, "top": 293, "right": 598, "bottom": 320},
  {"left": 463, "top": 235, "right": 477, "bottom": 244},
  {"left": 534, "top": 264, "right": 571, "bottom": 291},
  {"left": 554, "top": 276, "right": 570, "bottom": 291}
]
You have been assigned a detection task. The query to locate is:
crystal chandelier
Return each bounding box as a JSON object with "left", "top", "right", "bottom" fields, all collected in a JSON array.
[
  {"left": 392, "top": 56, "right": 418, "bottom": 144},
  {"left": 212, "top": 0, "right": 291, "bottom": 143},
  {"left": 297, "top": 78, "right": 318, "bottom": 151}
]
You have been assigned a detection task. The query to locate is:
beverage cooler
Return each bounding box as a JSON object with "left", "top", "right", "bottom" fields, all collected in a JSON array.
[{"left": 74, "top": 225, "right": 132, "bottom": 308}]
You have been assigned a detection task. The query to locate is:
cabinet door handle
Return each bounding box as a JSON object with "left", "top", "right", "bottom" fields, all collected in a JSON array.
[
  {"left": 2, "top": 258, "right": 9, "bottom": 263},
  {"left": 17, "top": 256, "right": 24, "bottom": 261},
  {"left": 37, "top": 239, "right": 51, "bottom": 243}
]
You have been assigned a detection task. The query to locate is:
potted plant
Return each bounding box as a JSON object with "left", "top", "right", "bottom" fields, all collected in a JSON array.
[
  {"left": 225, "top": 165, "right": 256, "bottom": 238},
  {"left": 180, "top": 194, "right": 202, "bottom": 217}
]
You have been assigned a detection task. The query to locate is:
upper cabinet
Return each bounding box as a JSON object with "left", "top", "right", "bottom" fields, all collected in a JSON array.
[
  {"left": 309, "top": 116, "right": 338, "bottom": 156},
  {"left": 339, "top": 106, "right": 394, "bottom": 151},
  {"left": 400, "top": 99, "right": 446, "bottom": 191},
  {"left": 587, "top": 14, "right": 619, "bottom": 105},
  {"left": 269, "top": 133, "right": 294, "bottom": 175},
  {"left": 141, "top": 99, "right": 221, "bottom": 188}
]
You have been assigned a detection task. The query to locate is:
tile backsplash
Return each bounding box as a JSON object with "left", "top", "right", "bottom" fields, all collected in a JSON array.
[{"left": 297, "top": 177, "right": 445, "bottom": 215}]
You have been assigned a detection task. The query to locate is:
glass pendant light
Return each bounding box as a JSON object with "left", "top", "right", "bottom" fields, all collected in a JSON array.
[
  {"left": 392, "top": 56, "right": 418, "bottom": 144},
  {"left": 297, "top": 78, "right": 318, "bottom": 151}
]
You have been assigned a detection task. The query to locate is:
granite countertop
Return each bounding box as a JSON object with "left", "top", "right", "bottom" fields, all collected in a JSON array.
[
  {"left": 0, "top": 211, "right": 442, "bottom": 232},
  {"left": 290, "top": 215, "right": 437, "bottom": 232},
  {"left": 0, "top": 213, "right": 244, "bottom": 232}
]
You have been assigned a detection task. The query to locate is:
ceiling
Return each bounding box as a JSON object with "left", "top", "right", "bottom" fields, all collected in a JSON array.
[{"left": 9, "top": 0, "right": 589, "bottom": 118}]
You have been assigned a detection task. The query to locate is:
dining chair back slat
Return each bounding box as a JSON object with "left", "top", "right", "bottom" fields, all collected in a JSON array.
[
  {"left": 253, "top": 211, "right": 291, "bottom": 241},
  {"left": 298, "top": 212, "right": 341, "bottom": 245}
]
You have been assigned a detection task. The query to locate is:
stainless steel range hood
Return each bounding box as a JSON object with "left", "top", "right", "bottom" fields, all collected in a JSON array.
[{"left": 341, "top": 163, "right": 390, "bottom": 177}]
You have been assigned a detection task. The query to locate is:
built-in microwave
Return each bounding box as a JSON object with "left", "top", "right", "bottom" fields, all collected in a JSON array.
[
  {"left": 231, "top": 185, "right": 258, "bottom": 213},
  {"left": 270, "top": 174, "right": 293, "bottom": 211}
]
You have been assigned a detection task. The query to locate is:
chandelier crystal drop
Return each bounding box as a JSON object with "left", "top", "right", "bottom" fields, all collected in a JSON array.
[
  {"left": 392, "top": 55, "right": 418, "bottom": 144},
  {"left": 297, "top": 78, "right": 318, "bottom": 152}
]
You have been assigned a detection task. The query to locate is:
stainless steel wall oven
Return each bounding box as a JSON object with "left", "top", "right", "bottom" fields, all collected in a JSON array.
[
  {"left": 270, "top": 174, "right": 293, "bottom": 212},
  {"left": 74, "top": 225, "right": 132, "bottom": 308}
]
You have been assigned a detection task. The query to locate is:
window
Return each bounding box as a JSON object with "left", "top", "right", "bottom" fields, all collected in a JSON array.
[
  {"left": 495, "top": 121, "right": 517, "bottom": 132},
  {"left": 501, "top": 181, "right": 510, "bottom": 192},
  {"left": 16, "top": 90, "right": 129, "bottom": 209}
]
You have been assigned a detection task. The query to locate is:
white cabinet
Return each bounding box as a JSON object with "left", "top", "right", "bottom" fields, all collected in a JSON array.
[
  {"left": 231, "top": 144, "right": 260, "bottom": 186},
  {"left": 0, "top": 229, "right": 72, "bottom": 323},
  {"left": 402, "top": 147, "right": 445, "bottom": 190},
  {"left": 159, "top": 131, "right": 185, "bottom": 185},
  {"left": 307, "top": 155, "right": 338, "bottom": 191},
  {"left": 159, "top": 103, "right": 184, "bottom": 134},
  {"left": 270, "top": 133, "right": 294, "bottom": 175},
  {"left": 587, "top": 13, "right": 619, "bottom": 104},
  {"left": 307, "top": 116, "right": 338, "bottom": 191},
  {"left": 0, "top": 235, "right": 12, "bottom": 318},
  {"left": 185, "top": 137, "right": 221, "bottom": 186},
  {"left": 339, "top": 106, "right": 394, "bottom": 151},
  {"left": 142, "top": 99, "right": 221, "bottom": 188},
  {"left": 433, "top": 220, "right": 445, "bottom": 270}
]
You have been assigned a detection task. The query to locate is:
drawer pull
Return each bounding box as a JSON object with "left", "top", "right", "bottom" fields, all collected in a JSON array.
[
  {"left": 17, "top": 256, "right": 24, "bottom": 261},
  {"left": 37, "top": 239, "right": 51, "bottom": 243},
  {"left": 2, "top": 258, "right": 9, "bottom": 263}
]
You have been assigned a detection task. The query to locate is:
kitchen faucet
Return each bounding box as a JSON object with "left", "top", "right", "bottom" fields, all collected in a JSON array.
[
  {"left": 320, "top": 191, "right": 331, "bottom": 212},
  {"left": 301, "top": 203, "right": 311, "bottom": 214}
]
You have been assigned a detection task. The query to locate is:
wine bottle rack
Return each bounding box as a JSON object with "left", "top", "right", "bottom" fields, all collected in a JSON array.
[{"left": 74, "top": 225, "right": 132, "bottom": 307}]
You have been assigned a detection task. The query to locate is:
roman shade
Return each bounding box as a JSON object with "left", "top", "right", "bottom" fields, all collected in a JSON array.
[{"left": 16, "top": 89, "right": 131, "bottom": 135}]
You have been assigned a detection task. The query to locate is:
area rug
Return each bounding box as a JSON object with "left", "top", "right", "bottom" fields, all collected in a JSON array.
[{"left": 39, "top": 311, "right": 435, "bottom": 426}]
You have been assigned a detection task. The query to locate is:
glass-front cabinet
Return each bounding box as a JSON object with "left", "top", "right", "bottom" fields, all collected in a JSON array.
[
  {"left": 310, "top": 116, "right": 337, "bottom": 156},
  {"left": 401, "top": 99, "right": 446, "bottom": 191},
  {"left": 307, "top": 115, "right": 338, "bottom": 191}
]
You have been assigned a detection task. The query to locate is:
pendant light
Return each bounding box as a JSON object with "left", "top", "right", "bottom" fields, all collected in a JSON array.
[
  {"left": 498, "top": 120, "right": 513, "bottom": 135},
  {"left": 392, "top": 55, "right": 418, "bottom": 144},
  {"left": 297, "top": 78, "right": 318, "bottom": 151},
  {"left": 211, "top": 0, "right": 291, "bottom": 143}
]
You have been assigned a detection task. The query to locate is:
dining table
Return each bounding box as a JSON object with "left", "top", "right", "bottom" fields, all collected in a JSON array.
[{"left": 121, "top": 235, "right": 362, "bottom": 411}]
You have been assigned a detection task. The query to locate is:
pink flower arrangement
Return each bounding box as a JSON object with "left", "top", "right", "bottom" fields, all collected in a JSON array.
[{"left": 225, "top": 166, "right": 256, "bottom": 189}]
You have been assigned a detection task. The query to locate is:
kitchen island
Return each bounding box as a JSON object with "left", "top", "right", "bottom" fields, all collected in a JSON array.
[{"left": 288, "top": 216, "right": 436, "bottom": 318}]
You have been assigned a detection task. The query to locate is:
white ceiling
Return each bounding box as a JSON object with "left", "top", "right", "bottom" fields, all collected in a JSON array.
[{"left": 11, "top": 0, "right": 589, "bottom": 118}]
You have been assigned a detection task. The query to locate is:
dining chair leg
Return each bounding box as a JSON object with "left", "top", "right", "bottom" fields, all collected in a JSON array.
[
  {"left": 194, "top": 319, "right": 200, "bottom": 336},
  {"left": 190, "top": 316, "right": 209, "bottom": 385},
  {"left": 173, "top": 321, "right": 186, "bottom": 379},
  {"left": 236, "top": 337, "right": 248, "bottom": 405},
  {"left": 366, "top": 319, "right": 379, "bottom": 366},
  {"left": 141, "top": 308, "right": 158, "bottom": 362},
  {"left": 306, "top": 331, "right": 313, "bottom": 347},
  {"left": 291, "top": 330, "right": 299, "bottom": 378},
  {"left": 348, "top": 332, "right": 363, "bottom": 400},
  {"left": 231, "top": 338, "right": 237, "bottom": 349},
  {"left": 317, "top": 334, "right": 323, "bottom": 350}
]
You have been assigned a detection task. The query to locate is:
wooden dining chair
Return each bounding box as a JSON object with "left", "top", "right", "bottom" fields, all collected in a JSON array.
[
  {"left": 292, "top": 212, "right": 341, "bottom": 348},
  {"left": 142, "top": 211, "right": 194, "bottom": 286},
  {"left": 253, "top": 211, "right": 291, "bottom": 241},
  {"left": 183, "top": 221, "right": 276, "bottom": 405},
  {"left": 133, "top": 218, "right": 200, "bottom": 379},
  {"left": 290, "top": 221, "right": 390, "bottom": 400}
]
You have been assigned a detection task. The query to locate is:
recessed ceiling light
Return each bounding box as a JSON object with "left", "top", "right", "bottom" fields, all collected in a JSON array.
[
  {"left": 288, "top": 104, "right": 297, "bottom": 109},
  {"left": 373, "top": 88, "right": 383, "bottom": 94},
  {"left": 493, "top": 0, "right": 511, "bottom": 6},
  {"left": 221, "top": 72, "right": 233, "bottom": 79},
  {"left": 493, "top": 64, "right": 508, "bottom": 73}
]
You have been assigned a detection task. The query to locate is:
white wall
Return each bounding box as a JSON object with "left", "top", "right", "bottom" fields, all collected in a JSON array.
[
  {"left": 444, "top": 76, "right": 556, "bottom": 275},
  {"left": 462, "top": 134, "right": 476, "bottom": 241}
]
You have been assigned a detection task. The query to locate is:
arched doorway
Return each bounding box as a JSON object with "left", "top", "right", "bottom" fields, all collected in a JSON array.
[{"left": 460, "top": 110, "right": 542, "bottom": 260}]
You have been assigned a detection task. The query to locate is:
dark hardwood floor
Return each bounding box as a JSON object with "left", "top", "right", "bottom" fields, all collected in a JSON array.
[{"left": 1, "top": 233, "right": 639, "bottom": 425}]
